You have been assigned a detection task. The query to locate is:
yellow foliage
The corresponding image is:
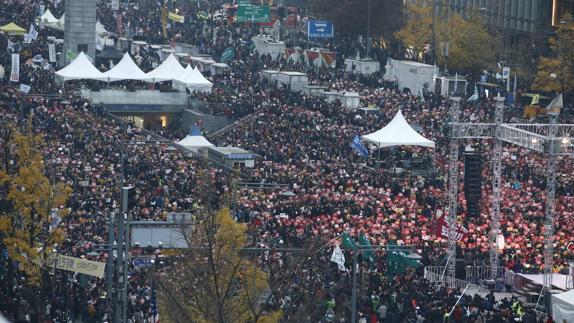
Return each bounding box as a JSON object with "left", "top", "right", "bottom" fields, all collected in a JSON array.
[
  {"left": 257, "top": 310, "right": 283, "bottom": 323},
  {"left": 0, "top": 125, "right": 71, "bottom": 284},
  {"left": 532, "top": 23, "right": 574, "bottom": 94},
  {"left": 395, "top": 2, "right": 499, "bottom": 73}
]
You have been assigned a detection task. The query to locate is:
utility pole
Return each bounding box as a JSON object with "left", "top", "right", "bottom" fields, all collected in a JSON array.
[
  {"left": 366, "top": 0, "right": 372, "bottom": 59},
  {"left": 431, "top": 0, "right": 437, "bottom": 65}
]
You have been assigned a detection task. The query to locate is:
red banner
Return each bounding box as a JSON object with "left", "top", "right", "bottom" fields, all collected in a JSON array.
[{"left": 430, "top": 214, "right": 468, "bottom": 241}]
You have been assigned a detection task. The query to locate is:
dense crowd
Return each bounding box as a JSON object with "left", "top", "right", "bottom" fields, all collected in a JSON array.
[{"left": 0, "top": 0, "right": 572, "bottom": 322}]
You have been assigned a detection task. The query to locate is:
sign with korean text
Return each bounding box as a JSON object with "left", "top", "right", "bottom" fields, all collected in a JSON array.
[
  {"left": 10, "top": 54, "right": 19, "bottom": 82},
  {"left": 56, "top": 254, "right": 106, "bottom": 278},
  {"left": 307, "top": 20, "right": 334, "bottom": 38},
  {"left": 237, "top": 5, "right": 270, "bottom": 23}
]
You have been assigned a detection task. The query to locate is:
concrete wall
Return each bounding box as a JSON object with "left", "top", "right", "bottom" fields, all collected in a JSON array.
[
  {"left": 63, "top": 0, "right": 97, "bottom": 65},
  {"left": 180, "top": 109, "right": 232, "bottom": 134},
  {"left": 80, "top": 89, "right": 189, "bottom": 105}
]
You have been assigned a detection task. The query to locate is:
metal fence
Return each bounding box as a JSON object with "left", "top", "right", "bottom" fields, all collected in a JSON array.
[{"left": 424, "top": 266, "right": 493, "bottom": 292}]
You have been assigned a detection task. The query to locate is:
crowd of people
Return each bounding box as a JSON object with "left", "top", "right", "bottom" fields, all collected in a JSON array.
[{"left": 0, "top": 0, "right": 572, "bottom": 322}]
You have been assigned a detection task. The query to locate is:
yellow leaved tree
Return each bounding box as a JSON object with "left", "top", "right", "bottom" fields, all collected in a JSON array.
[
  {"left": 395, "top": 1, "right": 499, "bottom": 75},
  {"left": 532, "top": 16, "right": 574, "bottom": 94},
  {"left": 0, "top": 121, "right": 71, "bottom": 285}
]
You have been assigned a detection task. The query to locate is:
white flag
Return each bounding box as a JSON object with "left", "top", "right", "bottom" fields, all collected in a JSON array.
[
  {"left": 330, "top": 245, "right": 346, "bottom": 271},
  {"left": 29, "top": 23, "right": 38, "bottom": 41},
  {"left": 6, "top": 39, "right": 14, "bottom": 53},
  {"left": 546, "top": 94, "right": 563, "bottom": 114},
  {"left": 48, "top": 43, "right": 56, "bottom": 62},
  {"left": 10, "top": 53, "right": 19, "bottom": 82},
  {"left": 96, "top": 37, "right": 103, "bottom": 51}
]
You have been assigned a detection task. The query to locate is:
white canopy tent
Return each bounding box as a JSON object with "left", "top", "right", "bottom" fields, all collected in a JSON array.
[
  {"left": 55, "top": 52, "right": 105, "bottom": 81},
  {"left": 40, "top": 9, "right": 59, "bottom": 25},
  {"left": 552, "top": 290, "right": 574, "bottom": 323},
  {"left": 102, "top": 53, "right": 150, "bottom": 82},
  {"left": 362, "top": 110, "right": 435, "bottom": 148},
  {"left": 176, "top": 127, "right": 214, "bottom": 152},
  {"left": 146, "top": 53, "right": 186, "bottom": 82},
  {"left": 173, "top": 65, "right": 213, "bottom": 93}
]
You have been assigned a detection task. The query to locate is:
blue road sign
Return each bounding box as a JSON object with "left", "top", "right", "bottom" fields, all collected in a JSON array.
[
  {"left": 132, "top": 257, "right": 153, "bottom": 268},
  {"left": 307, "top": 20, "right": 334, "bottom": 38}
]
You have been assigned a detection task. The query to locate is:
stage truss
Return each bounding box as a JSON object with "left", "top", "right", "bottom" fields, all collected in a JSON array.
[{"left": 446, "top": 97, "right": 574, "bottom": 289}]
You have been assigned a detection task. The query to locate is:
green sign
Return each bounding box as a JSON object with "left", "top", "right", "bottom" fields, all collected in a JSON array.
[{"left": 237, "top": 5, "right": 270, "bottom": 23}]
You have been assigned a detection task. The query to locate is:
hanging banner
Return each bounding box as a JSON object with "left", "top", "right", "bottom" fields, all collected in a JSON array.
[
  {"left": 48, "top": 43, "right": 56, "bottom": 62},
  {"left": 430, "top": 213, "right": 468, "bottom": 241},
  {"left": 168, "top": 12, "right": 185, "bottom": 23},
  {"left": 10, "top": 53, "right": 19, "bottom": 82},
  {"left": 56, "top": 254, "right": 106, "bottom": 278},
  {"left": 19, "top": 84, "right": 31, "bottom": 94}
]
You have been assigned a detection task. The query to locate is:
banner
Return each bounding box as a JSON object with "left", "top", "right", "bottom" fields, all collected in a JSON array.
[
  {"left": 56, "top": 254, "right": 106, "bottom": 278},
  {"left": 386, "top": 247, "right": 422, "bottom": 277},
  {"left": 330, "top": 245, "right": 346, "bottom": 271},
  {"left": 168, "top": 12, "right": 185, "bottom": 23},
  {"left": 350, "top": 135, "right": 369, "bottom": 158},
  {"left": 48, "top": 43, "right": 56, "bottom": 62},
  {"left": 66, "top": 48, "right": 78, "bottom": 61},
  {"left": 430, "top": 214, "right": 468, "bottom": 241},
  {"left": 220, "top": 47, "right": 235, "bottom": 63},
  {"left": 10, "top": 53, "right": 19, "bottom": 82},
  {"left": 19, "top": 84, "right": 31, "bottom": 94}
]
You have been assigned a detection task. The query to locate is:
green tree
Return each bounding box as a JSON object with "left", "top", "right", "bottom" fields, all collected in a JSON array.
[
  {"left": 395, "top": 1, "right": 500, "bottom": 75},
  {"left": 532, "top": 17, "right": 574, "bottom": 94},
  {"left": 0, "top": 122, "right": 71, "bottom": 285}
]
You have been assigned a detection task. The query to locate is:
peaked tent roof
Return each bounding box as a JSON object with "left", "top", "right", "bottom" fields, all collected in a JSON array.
[
  {"left": 102, "top": 52, "right": 149, "bottom": 82},
  {"left": 0, "top": 22, "right": 26, "bottom": 35},
  {"left": 362, "top": 110, "right": 435, "bottom": 148},
  {"left": 175, "top": 66, "right": 213, "bottom": 93},
  {"left": 146, "top": 53, "right": 185, "bottom": 82},
  {"left": 41, "top": 9, "right": 59, "bottom": 24},
  {"left": 55, "top": 52, "right": 105, "bottom": 81},
  {"left": 176, "top": 127, "right": 214, "bottom": 151}
]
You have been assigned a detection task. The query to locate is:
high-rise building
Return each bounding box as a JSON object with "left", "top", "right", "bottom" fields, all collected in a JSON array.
[
  {"left": 62, "top": 0, "right": 97, "bottom": 66},
  {"left": 552, "top": 0, "right": 574, "bottom": 28}
]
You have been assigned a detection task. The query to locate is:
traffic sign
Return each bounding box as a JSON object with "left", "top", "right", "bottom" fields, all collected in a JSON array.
[
  {"left": 307, "top": 20, "right": 334, "bottom": 38},
  {"left": 237, "top": 5, "right": 270, "bottom": 23}
]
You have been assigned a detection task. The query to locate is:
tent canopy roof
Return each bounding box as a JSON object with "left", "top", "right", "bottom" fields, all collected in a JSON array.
[
  {"left": 177, "top": 65, "right": 212, "bottom": 86},
  {"left": 0, "top": 22, "right": 26, "bottom": 35},
  {"left": 362, "top": 110, "right": 435, "bottom": 148},
  {"left": 177, "top": 127, "right": 214, "bottom": 148},
  {"left": 146, "top": 53, "right": 185, "bottom": 82},
  {"left": 55, "top": 52, "right": 105, "bottom": 81},
  {"left": 103, "top": 53, "right": 149, "bottom": 81},
  {"left": 41, "top": 9, "right": 59, "bottom": 24}
]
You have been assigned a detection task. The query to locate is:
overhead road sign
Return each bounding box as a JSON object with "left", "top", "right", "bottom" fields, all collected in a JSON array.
[{"left": 307, "top": 20, "right": 334, "bottom": 38}]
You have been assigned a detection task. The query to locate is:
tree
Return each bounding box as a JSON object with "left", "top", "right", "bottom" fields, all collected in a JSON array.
[
  {"left": 395, "top": 1, "right": 500, "bottom": 75},
  {"left": 0, "top": 121, "right": 71, "bottom": 285},
  {"left": 532, "top": 18, "right": 574, "bottom": 94}
]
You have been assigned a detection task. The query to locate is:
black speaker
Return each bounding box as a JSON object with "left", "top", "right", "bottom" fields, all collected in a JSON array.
[{"left": 464, "top": 153, "right": 482, "bottom": 217}]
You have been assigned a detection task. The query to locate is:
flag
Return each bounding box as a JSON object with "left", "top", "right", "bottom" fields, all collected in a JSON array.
[
  {"left": 48, "top": 43, "right": 56, "bottom": 62},
  {"left": 96, "top": 37, "right": 103, "bottom": 51},
  {"left": 66, "top": 48, "right": 78, "bottom": 61},
  {"left": 7, "top": 39, "right": 14, "bottom": 53},
  {"left": 419, "top": 87, "right": 425, "bottom": 102},
  {"left": 531, "top": 94, "right": 540, "bottom": 106},
  {"left": 220, "top": 47, "right": 235, "bottom": 63},
  {"left": 330, "top": 245, "right": 346, "bottom": 271},
  {"left": 430, "top": 214, "right": 468, "bottom": 241},
  {"left": 341, "top": 232, "right": 356, "bottom": 249},
  {"left": 467, "top": 85, "right": 479, "bottom": 102},
  {"left": 386, "top": 244, "right": 422, "bottom": 276},
  {"left": 10, "top": 53, "right": 19, "bottom": 82},
  {"left": 350, "top": 135, "right": 369, "bottom": 158},
  {"left": 168, "top": 12, "right": 185, "bottom": 23},
  {"left": 150, "top": 281, "right": 159, "bottom": 323},
  {"left": 359, "top": 234, "right": 375, "bottom": 264},
  {"left": 19, "top": 84, "right": 31, "bottom": 94},
  {"left": 546, "top": 94, "right": 563, "bottom": 114},
  {"left": 513, "top": 73, "right": 518, "bottom": 107},
  {"left": 29, "top": 23, "right": 38, "bottom": 41}
]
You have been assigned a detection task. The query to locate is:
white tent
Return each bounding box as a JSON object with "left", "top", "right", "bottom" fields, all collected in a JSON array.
[
  {"left": 146, "top": 53, "right": 185, "bottom": 82},
  {"left": 40, "top": 9, "right": 59, "bottom": 24},
  {"left": 174, "top": 65, "right": 213, "bottom": 93},
  {"left": 55, "top": 52, "right": 105, "bottom": 81},
  {"left": 552, "top": 290, "right": 574, "bottom": 323},
  {"left": 102, "top": 53, "right": 149, "bottom": 82},
  {"left": 176, "top": 127, "right": 214, "bottom": 152},
  {"left": 362, "top": 110, "right": 435, "bottom": 148}
]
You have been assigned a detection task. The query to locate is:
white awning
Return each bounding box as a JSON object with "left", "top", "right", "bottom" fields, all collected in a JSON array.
[
  {"left": 55, "top": 52, "right": 105, "bottom": 81},
  {"left": 362, "top": 110, "right": 435, "bottom": 148},
  {"left": 102, "top": 53, "right": 149, "bottom": 82},
  {"left": 173, "top": 65, "right": 213, "bottom": 93},
  {"left": 146, "top": 53, "right": 185, "bottom": 82}
]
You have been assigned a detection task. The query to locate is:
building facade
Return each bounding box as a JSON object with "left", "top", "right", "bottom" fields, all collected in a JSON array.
[{"left": 552, "top": 0, "right": 574, "bottom": 28}]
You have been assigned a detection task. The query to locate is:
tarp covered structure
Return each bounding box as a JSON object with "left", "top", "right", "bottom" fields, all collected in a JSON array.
[
  {"left": 362, "top": 110, "right": 435, "bottom": 148},
  {"left": 102, "top": 53, "right": 149, "bottom": 82},
  {"left": 176, "top": 127, "right": 214, "bottom": 152},
  {"left": 146, "top": 53, "right": 185, "bottom": 82},
  {"left": 173, "top": 65, "right": 213, "bottom": 93},
  {"left": 55, "top": 52, "right": 105, "bottom": 81},
  {"left": 0, "top": 22, "right": 26, "bottom": 35},
  {"left": 552, "top": 290, "right": 574, "bottom": 323}
]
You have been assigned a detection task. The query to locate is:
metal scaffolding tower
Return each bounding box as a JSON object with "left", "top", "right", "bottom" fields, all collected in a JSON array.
[{"left": 446, "top": 97, "right": 573, "bottom": 289}]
